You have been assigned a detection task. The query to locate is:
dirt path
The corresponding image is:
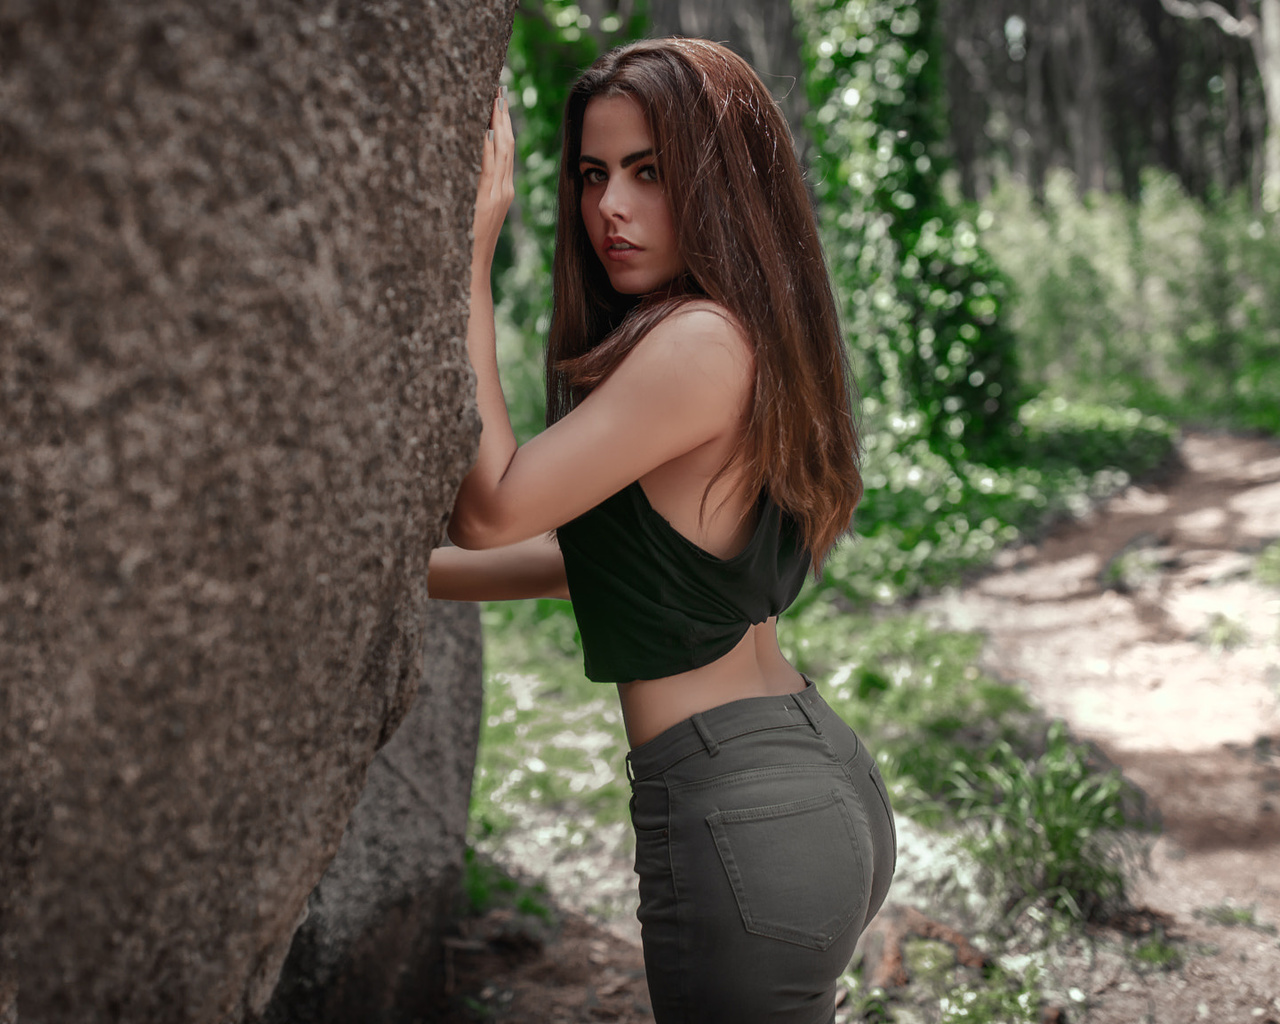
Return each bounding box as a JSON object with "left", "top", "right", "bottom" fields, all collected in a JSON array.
[
  {"left": 923, "top": 431, "right": 1280, "bottom": 1022},
  {"left": 446, "top": 432, "right": 1280, "bottom": 1023}
]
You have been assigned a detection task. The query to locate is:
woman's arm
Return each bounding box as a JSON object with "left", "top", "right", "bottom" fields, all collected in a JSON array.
[
  {"left": 451, "top": 95, "right": 753, "bottom": 551},
  {"left": 428, "top": 532, "right": 569, "bottom": 602}
]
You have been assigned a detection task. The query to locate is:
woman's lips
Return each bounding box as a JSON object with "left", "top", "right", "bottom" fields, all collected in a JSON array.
[{"left": 604, "top": 236, "right": 641, "bottom": 262}]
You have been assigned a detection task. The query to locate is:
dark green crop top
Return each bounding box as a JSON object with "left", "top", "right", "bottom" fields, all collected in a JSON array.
[{"left": 556, "top": 481, "right": 811, "bottom": 683}]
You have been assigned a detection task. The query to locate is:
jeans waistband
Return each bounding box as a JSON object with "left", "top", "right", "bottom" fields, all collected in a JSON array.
[{"left": 626, "top": 677, "right": 831, "bottom": 783}]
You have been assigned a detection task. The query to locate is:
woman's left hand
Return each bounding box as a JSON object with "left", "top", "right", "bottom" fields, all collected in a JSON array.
[{"left": 472, "top": 88, "right": 515, "bottom": 272}]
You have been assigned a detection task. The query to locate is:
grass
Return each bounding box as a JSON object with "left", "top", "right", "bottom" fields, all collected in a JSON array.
[
  {"left": 1194, "top": 902, "right": 1278, "bottom": 933},
  {"left": 946, "top": 725, "right": 1152, "bottom": 924},
  {"left": 463, "top": 845, "right": 553, "bottom": 922},
  {"left": 1255, "top": 541, "right": 1280, "bottom": 588},
  {"left": 936, "top": 967, "right": 1043, "bottom": 1024},
  {"left": 1131, "top": 928, "right": 1183, "bottom": 972},
  {"left": 470, "top": 600, "right": 630, "bottom": 840}
]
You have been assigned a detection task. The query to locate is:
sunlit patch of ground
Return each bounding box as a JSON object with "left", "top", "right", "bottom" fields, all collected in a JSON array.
[{"left": 922, "top": 431, "right": 1280, "bottom": 1023}]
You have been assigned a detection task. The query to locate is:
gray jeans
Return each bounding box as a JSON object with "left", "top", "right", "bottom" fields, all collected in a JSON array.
[{"left": 627, "top": 679, "right": 896, "bottom": 1024}]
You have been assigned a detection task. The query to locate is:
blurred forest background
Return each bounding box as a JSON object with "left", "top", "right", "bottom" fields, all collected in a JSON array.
[{"left": 462, "top": 0, "right": 1280, "bottom": 1019}]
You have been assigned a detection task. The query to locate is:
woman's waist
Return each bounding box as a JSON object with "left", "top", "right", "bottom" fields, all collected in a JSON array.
[{"left": 616, "top": 625, "right": 805, "bottom": 747}]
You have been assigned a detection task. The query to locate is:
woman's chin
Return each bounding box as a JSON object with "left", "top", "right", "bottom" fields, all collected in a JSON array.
[{"left": 606, "top": 272, "right": 684, "bottom": 298}]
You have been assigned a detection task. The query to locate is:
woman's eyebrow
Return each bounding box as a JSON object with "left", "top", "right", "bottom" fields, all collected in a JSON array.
[{"left": 578, "top": 148, "right": 655, "bottom": 169}]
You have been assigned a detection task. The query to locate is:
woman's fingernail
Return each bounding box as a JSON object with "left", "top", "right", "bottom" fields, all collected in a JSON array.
[{"left": 487, "top": 128, "right": 493, "bottom": 142}]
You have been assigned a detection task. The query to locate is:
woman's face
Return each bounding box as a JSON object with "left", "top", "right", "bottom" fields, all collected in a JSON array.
[{"left": 578, "top": 94, "right": 684, "bottom": 295}]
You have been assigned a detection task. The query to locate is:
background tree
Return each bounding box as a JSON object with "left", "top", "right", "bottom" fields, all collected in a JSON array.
[
  {"left": 941, "top": 0, "right": 1274, "bottom": 208},
  {"left": 647, "top": 0, "right": 811, "bottom": 151},
  {"left": 1158, "top": 0, "right": 1280, "bottom": 210}
]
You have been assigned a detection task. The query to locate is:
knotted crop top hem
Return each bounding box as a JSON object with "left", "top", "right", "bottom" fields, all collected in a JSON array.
[{"left": 556, "top": 480, "right": 811, "bottom": 684}]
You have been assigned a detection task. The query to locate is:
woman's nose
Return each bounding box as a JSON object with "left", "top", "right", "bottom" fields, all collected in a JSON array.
[{"left": 599, "top": 180, "right": 629, "bottom": 222}]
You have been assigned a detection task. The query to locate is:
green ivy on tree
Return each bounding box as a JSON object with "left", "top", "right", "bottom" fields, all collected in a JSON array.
[{"left": 796, "top": 0, "right": 1021, "bottom": 457}]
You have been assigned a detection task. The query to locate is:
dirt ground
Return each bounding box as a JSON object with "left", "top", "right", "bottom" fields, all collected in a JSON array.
[{"left": 441, "top": 431, "right": 1280, "bottom": 1024}]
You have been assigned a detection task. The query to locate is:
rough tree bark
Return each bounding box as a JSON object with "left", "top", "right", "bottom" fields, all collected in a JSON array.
[{"left": 0, "top": 0, "right": 514, "bottom": 1021}]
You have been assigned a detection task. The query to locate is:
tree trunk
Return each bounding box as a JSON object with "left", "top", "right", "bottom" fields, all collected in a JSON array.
[
  {"left": 647, "top": 0, "right": 810, "bottom": 156},
  {"left": 0, "top": 1, "right": 513, "bottom": 1021},
  {"left": 1260, "top": 0, "right": 1280, "bottom": 209}
]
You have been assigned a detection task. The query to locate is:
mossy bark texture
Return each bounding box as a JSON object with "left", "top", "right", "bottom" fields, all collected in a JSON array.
[{"left": 0, "top": 0, "right": 515, "bottom": 1020}]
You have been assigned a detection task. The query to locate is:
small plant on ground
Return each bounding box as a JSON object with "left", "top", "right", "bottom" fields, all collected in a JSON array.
[
  {"left": 936, "top": 966, "right": 1043, "bottom": 1024},
  {"left": 1201, "top": 611, "right": 1250, "bottom": 652},
  {"left": 944, "top": 721, "right": 1149, "bottom": 924},
  {"left": 1255, "top": 541, "right": 1280, "bottom": 588},
  {"left": 1132, "top": 927, "right": 1184, "bottom": 972},
  {"left": 1195, "top": 902, "right": 1278, "bottom": 933}
]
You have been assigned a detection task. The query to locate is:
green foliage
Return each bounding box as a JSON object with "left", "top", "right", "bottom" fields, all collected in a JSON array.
[
  {"left": 463, "top": 845, "right": 553, "bottom": 922},
  {"left": 981, "top": 170, "right": 1280, "bottom": 436},
  {"left": 470, "top": 598, "right": 631, "bottom": 838},
  {"left": 1200, "top": 611, "right": 1250, "bottom": 652},
  {"left": 807, "top": 396, "right": 1176, "bottom": 608},
  {"left": 1194, "top": 902, "right": 1277, "bottom": 932},
  {"left": 788, "top": 610, "right": 1149, "bottom": 926},
  {"left": 796, "top": 0, "right": 1021, "bottom": 454},
  {"left": 782, "top": 609, "right": 1038, "bottom": 819},
  {"left": 936, "top": 967, "right": 1043, "bottom": 1024},
  {"left": 1131, "top": 928, "right": 1183, "bottom": 972},
  {"left": 1255, "top": 541, "right": 1280, "bottom": 588},
  {"left": 1015, "top": 398, "right": 1177, "bottom": 476},
  {"left": 945, "top": 722, "right": 1145, "bottom": 923}
]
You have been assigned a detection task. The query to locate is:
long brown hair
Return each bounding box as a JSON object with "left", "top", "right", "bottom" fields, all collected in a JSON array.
[{"left": 547, "top": 37, "right": 861, "bottom": 567}]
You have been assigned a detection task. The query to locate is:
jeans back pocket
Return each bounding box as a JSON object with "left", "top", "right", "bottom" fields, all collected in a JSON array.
[{"left": 706, "top": 789, "right": 867, "bottom": 951}]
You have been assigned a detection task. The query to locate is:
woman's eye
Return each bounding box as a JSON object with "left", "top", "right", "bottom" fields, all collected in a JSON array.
[
  {"left": 581, "top": 167, "right": 606, "bottom": 184},
  {"left": 637, "top": 164, "right": 659, "bottom": 182}
]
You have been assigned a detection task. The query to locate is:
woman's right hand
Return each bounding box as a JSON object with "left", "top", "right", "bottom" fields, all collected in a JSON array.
[{"left": 472, "top": 87, "right": 515, "bottom": 273}]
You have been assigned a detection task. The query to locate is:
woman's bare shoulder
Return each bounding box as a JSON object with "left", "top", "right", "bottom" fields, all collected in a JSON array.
[{"left": 635, "top": 299, "right": 753, "bottom": 374}]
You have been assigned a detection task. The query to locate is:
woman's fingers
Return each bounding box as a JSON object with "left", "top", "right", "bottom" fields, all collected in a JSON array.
[
  {"left": 488, "top": 88, "right": 515, "bottom": 204},
  {"left": 472, "top": 87, "right": 514, "bottom": 258}
]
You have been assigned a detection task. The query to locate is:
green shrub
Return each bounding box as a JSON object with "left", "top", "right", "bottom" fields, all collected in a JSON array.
[
  {"left": 807, "top": 397, "right": 1176, "bottom": 608},
  {"left": 945, "top": 722, "right": 1148, "bottom": 922},
  {"left": 981, "top": 169, "right": 1280, "bottom": 436}
]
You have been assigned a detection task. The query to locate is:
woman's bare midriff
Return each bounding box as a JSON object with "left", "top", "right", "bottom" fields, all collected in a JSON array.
[{"left": 616, "top": 617, "right": 806, "bottom": 747}]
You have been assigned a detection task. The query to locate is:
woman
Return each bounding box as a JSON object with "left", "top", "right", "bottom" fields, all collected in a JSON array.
[{"left": 429, "top": 38, "right": 896, "bottom": 1024}]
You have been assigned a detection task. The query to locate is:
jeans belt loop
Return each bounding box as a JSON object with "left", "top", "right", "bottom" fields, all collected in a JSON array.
[
  {"left": 690, "top": 712, "right": 721, "bottom": 756},
  {"left": 795, "top": 691, "right": 823, "bottom": 734}
]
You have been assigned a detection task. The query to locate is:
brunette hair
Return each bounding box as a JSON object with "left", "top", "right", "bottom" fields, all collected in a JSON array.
[{"left": 547, "top": 37, "right": 861, "bottom": 567}]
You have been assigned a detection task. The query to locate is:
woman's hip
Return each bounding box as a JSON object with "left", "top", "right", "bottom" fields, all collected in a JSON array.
[{"left": 626, "top": 679, "right": 896, "bottom": 1023}]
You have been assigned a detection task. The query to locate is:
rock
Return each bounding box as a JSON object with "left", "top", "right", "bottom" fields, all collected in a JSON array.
[
  {"left": 0, "top": 1, "right": 515, "bottom": 1020},
  {"left": 260, "top": 600, "right": 484, "bottom": 1024}
]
